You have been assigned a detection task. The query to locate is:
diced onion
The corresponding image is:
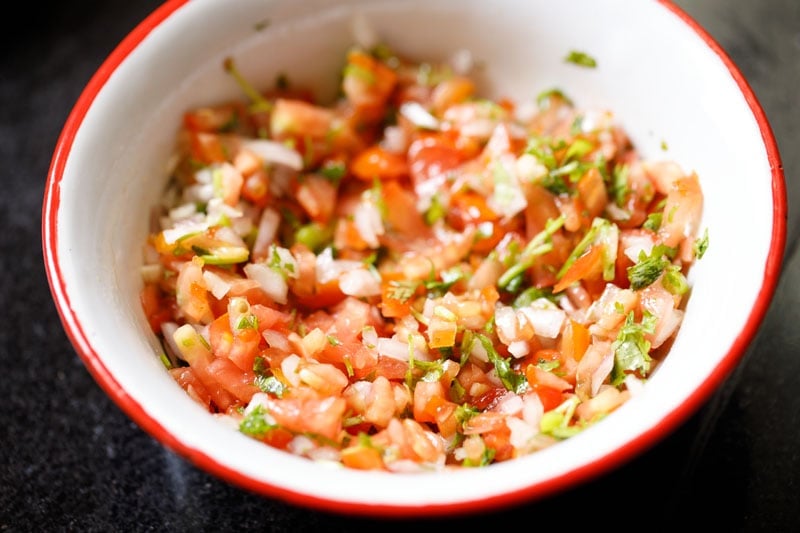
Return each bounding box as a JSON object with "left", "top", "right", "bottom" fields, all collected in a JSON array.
[
  {"left": 202, "top": 270, "right": 232, "bottom": 299},
  {"left": 339, "top": 269, "right": 381, "bottom": 297},
  {"left": 244, "top": 262, "right": 288, "bottom": 305},
  {"left": 399, "top": 101, "right": 440, "bottom": 130},
  {"left": 241, "top": 139, "right": 304, "bottom": 170}
]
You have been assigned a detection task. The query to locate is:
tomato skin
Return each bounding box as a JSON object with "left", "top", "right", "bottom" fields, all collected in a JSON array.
[
  {"left": 553, "top": 244, "right": 605, "bottom": 293},
  {"left": 140, "top": 283, "right": 173, "bottom": 333},
  {"left": 350, "top": 146, "right": 409, "bottom": 181},
  {"left": 407, "top": 135, "right": 465, "bottom": 189}
]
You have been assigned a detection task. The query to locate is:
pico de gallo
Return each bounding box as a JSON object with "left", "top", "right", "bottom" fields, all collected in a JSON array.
[{"left": 140, "top": 44, "right": 707, "bottom": 471}]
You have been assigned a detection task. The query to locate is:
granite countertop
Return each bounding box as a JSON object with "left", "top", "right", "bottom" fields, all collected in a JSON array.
[{"left": 2, "top": 1, "right": 798, "bottom": 530}]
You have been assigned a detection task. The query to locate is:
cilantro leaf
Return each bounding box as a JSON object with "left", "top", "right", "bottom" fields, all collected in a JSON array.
[
  {"left": 239, "top": 405, "right": 278, "bottom": 438},
  {"left": 610, "top": 311, "right": 655, "bottom": 385},
  {"left": 693, "top": 228, "right": 709, "bottom": 260},
  {"left": 627, "top": 244, "right": 677, "bottom": 290},
  {"left": 475, "top": 334, "right": 527, "bottom": 394},
  {"left": 564, "top": 50, "right": 597, "bottom": 68}
]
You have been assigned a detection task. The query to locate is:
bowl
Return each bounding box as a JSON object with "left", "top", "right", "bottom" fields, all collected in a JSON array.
[{"left": 42, "top": 0, "right": 786, "bottom": 517}]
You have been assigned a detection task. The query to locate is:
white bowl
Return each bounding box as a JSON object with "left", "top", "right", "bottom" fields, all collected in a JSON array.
[{"left": 42, "top": 0, "right": 786, "bottom": 517}]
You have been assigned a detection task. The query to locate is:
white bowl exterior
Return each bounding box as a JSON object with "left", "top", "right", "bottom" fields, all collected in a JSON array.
[{"left": 48, "top": 0, "right": 777, "bottom": 509}]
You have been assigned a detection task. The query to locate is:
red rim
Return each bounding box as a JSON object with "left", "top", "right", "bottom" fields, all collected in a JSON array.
[{"left": 41, "top": 0, "right": 787, "bottom": 518}]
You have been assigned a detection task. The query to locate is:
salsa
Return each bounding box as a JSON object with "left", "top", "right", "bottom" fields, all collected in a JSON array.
[{"left": 140, "top": 43, "right": 706, "bottom": 471}]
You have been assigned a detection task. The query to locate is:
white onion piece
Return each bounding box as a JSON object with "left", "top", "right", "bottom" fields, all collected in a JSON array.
[
  {"left": 522, "top": 392, "right": 544, "bottom": 427},
  {"left": 261, "top": 329, "right": 290, "bottom": 352},
  {"left": 495, "top": 393, "right": 524, "bottom": 415},
  {"left": 244, "top": 262, "right": 288, "bottom": 305},
  {"left": 160, "top": 322, "right": 182, "bottom": 363},
  {"left": 202, "top": 270, "right": 232, "bottom": 300},
  {"left": 162, "top": 219, "right": 210, "bottom": 245},
  {"left": 507, "top": 416, "right": 537, "bottom": 450},
  {"left": 353, "top": 200, "right": 384, "bottom": 248},
  {"left": 399, "top": 101, "right": 440, "bottom": 130},
  {"left": 241, "top": 139, "right": 303, "bottom": 170},
  {"left": 168, "top": 203, "right": 197, "bottom": 221},
  {"left": 591, "top": 350, "right": 615, "bottom": 397},
  {"left": 624, "top": 374, "right": 645, "bottom": 397},
  {"left": 376, "top": 337, "right": 411, "bottom": 361},
  {"left": 287, "top": 435, "right": 316, "bottom": 456},
  {"left": 381, "top": 125, "right": 408, "bottom": 154},
  {"left": 518, "top": 306, "right": 566, "bottom": 339},
  {"left": 623, "top": 233, "right": 656, "bottom": 263},
  {"left": 339, "top": 269, "right": 381, "bottom": 297},
  {"left": 652, "top": 308, "right": 684, "bottom": 349},
  {"left": 507, "top": 340, "right": 530, "bottom": 359},
  {"left": 252, "top": 207, "right": 280, "bottom": 260},
  {"left": 281, "top": 354, "right": 301, "bottom": 387}
]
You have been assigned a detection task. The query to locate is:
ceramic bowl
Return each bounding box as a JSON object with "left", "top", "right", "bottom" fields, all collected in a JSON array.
[{"left": 42, "top": 0, "right": 786, "bottom": 517}]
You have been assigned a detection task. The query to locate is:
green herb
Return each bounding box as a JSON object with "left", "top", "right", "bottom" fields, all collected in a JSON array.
[
  {"left": 512, "top": 286, "right": 554, "bottom": 308},
  {"left": 539, "top": 396, "right": 582, "bottom": 439},
  {"left": 475, "top": 334, "right": 527, "bottom": 394},
  {"left": 424, "top": 194, "right": 447, "bottom": 225},
  {"left": 255, "top": 375, "right": 286, "bottom": 397},
  {"left": 536, "top": 88, "right": 574, "bottom": 110},
  {"left": 662, "top": 265, "right": 689, "bottom": 296},
  {"left": 610, "top": 164, "right": 629, "bottom": 207},
  {"left": 294, "top": 222, "right": 333, "bottom": 253},
  {"left": 236, "top": 314, "right": 259, "bottom": 330},
  {"left": 627, "top": 244, "right": 676, "bottom": 290},
  {"left": 344, "top": 62, "right": 376, "bottom": 85},
  {"left": 642, "top": 212, "right": 662, "bottom": 232},
  {"left": 693, "top": 228, "right": 709, "bottom": 260},
  {"left": 498, "top": 215, "right": 565, "bottom": 289},
  {"left": 319, "top": 161, "right": 346, "bottom": 184},
  {"left": 239, "top": 405, "right": 277, "bottom": 438},
  {"left": 557, "top": 217, "right": 618, "bottom": 281},
  {"left": 610, "top": 311, "right": 656, "bottom": 385},
  {"left": 223, "top": 57, "right": 272, "bottom": 113},
  {"left": 564, "top": 50, "right": 598, "bottom": 68},
  {"left": 386, "top": 279, "right": 420, "bottom": 302}
]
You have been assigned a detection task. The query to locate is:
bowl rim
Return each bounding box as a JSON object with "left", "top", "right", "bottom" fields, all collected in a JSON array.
[{"left": 41, "top": 0, "right": 787, "bottom": 518}]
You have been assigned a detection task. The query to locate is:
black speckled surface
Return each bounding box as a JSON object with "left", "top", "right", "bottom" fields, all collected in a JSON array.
[{"left": 2, "top": 1, "right": 798, "bottom": 531}]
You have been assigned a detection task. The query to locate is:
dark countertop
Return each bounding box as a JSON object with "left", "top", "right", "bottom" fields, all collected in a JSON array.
[{"left": 2, "top": 1, "right": 798, "bottom": 531}]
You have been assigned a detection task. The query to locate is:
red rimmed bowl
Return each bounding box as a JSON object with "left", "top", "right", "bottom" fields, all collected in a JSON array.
[{"left": 42, "top": 0, "right": 786, "bottom": 517}]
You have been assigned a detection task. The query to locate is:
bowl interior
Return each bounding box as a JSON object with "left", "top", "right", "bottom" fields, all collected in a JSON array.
[{"left": 45, "top": 0, "right": 780, "bottom": 514}]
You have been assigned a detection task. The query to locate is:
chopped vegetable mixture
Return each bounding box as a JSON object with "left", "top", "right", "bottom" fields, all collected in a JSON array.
[{"left": 140, "top": 42, "right": 706, "bottom": 471}]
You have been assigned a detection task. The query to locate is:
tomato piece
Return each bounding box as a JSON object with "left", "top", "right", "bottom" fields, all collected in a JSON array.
[
  {"left": 407, "top": 136, "right": 464, "bottom": 189},
  {"left": 351, "top": 146, "right": 409, "bottom": 181},
  {"left": 169, "top": 367, "right": 212, "bottom": 409},
  {"left": 553, "top": 244, "right": 605, "bottom": 293},
  {"left": 183, "top": 102, "right": 245, "bottom": 133},
  {"left": 207, "top": 357, "right": 259, "bottom": 403},
  {"left": 140, "top": 283, "right": 172, "bottom": 333},
  {"left": 341, "top": 444, "right": 385, "bottom": 470}
]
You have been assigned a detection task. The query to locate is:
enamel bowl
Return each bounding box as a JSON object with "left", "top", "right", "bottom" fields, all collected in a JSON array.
[{"left": 42, "top": 0, "right": 786, "bottom": 517}]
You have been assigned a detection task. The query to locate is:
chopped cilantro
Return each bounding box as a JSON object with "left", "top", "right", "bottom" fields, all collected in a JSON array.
[
  {"left": 255, "top": 375, "right": 286, "bottom": 397},
  {"left": 536, "top": 88, "right": 574, "bottom": 110},
  {"left": 610, "top": 164, "right": 629, "bottom": 207},
  {"left": 627, "top": 244, "right": 676, "bottom": 290},
  {"left": 513, "top": 286, "right": 554, "bottom": 308},
  {"left": 475, "top": 334, "right": 527, "bottom": 394},
  {"left": 693, "top": 228, "right": 709, "bottom": 260},
  {"left": 424, "top": 194, "right": 447, "bottom": 225},
  {"left": 236, "top": 314, "right": 259, "bottom": 330},
  {"left": 564, "top": 50, "right": 598, "bottom": 68},
  {"left": 386, "top": 279, "right": 420, "bottom": 302},
  {"left": 498, "top": 215, "right": 565, "bottom": 289},
  {"left": 239, "top": 405, "right": 277, "bottom": 438},
  {"left": 642, "top": 212, "right": 663, "bottom": 232},
  {"left": 610, "top": 311, "right": 655, "bottom": 385}
]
